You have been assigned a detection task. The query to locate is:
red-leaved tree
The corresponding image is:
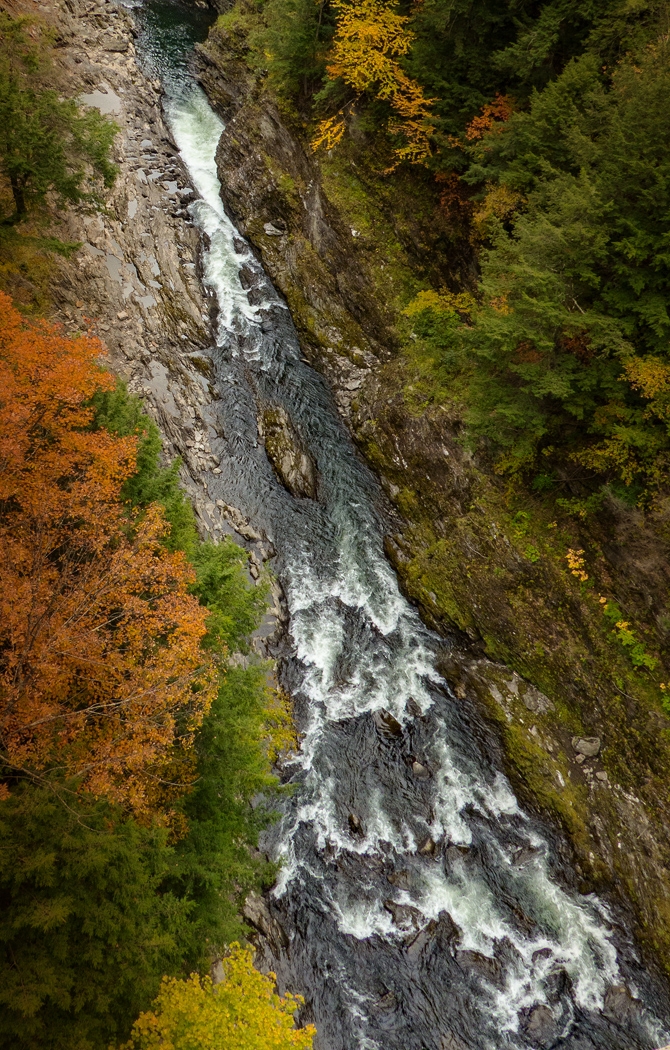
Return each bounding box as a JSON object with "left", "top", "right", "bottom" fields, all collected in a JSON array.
[{"left": 0, "top": 292, "right": 216, "bottom": 812}]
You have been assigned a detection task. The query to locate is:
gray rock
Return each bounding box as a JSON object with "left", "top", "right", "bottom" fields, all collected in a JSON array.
[
  {"left": 383, "top": 899, "right": 422, "bottom": 930},
  {"left": 572, "top": 735, "right": 601, "bottom": 757},
  {"left": 411, "top": 760, "right": 431, "bottom": 778},
  {"left": 520, "top": 682, "right": 555, "bottom": 714},
  {"left": 242, "top": 892, "right": 289, "bottom": 952},
  {"left": 263, "top": 220, "right": 286, "bottom": 236},
  {"left": 348, "top": 811, "right": 363, "bottom": 834},
  {"left": 373, "top": 709, "right": 403, "bottom": 737},
  {"left": 455, "top": 950, "right": 502, "bottom": 986},
  {"left": 522, "top": 1004, "right": 559, "bottom": 1047},
  {"left": 387, "top": 869, "right": 410, "bottom": 891},
  {"left": 260, "top": 405, "right": 317, "bottom": 499},
  {"left": 603, "top": 984, "right": 642, "bottom": 1023}
]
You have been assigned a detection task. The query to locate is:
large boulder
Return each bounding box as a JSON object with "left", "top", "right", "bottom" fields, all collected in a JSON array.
[{"left": 260, "top": 405, "right": 317, "bottom": 499}]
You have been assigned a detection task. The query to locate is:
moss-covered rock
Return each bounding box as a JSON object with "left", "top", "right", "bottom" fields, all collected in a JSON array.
[{"left": 259, "top": 405, "right": 317, "bottom": 499}]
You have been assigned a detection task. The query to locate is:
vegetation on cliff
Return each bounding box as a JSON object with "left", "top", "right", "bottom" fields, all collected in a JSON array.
[
  {"left": 0, "top": 293, "right": 294, "bottom": 1049},
  {"left": 0, "top": 14, "right": 116, "bottom": 221},
  {"left": 250, "top": 0, "right": 670, "bottom": 509}
]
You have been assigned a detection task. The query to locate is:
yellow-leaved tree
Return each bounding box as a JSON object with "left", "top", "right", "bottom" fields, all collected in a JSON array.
[
  {"left": 122, "top": 944, "right": 315, "bottom": 1050},
  {"left": 312, "top": 0, "right": 434, "bottom": 165}
]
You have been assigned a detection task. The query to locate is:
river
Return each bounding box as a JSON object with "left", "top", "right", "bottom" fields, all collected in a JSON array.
[{"left": 133, "top": 3, "right": 670, "bottom": 1047}]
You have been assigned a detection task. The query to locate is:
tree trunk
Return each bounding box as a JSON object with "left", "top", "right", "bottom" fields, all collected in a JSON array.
[{"left": 9, "top": 174, "right": 26, "bottom": 220}]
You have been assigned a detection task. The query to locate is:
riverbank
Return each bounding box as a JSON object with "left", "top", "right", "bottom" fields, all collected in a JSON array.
[{"left": 195, "top": 10, "right": 670, "bottom": 978}]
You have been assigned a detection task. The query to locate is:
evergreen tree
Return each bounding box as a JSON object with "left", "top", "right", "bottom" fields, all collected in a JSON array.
[{"left": 0, "top": 14, "right": 116, "bottom": 220}]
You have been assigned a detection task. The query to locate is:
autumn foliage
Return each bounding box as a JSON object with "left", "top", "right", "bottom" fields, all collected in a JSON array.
[
  {"left": 0, "top": 292, "right": 216, "bottom": 811},
  {"left": 123, "top": 944, "right": 315, "bottom": 1050},
  {"left": 312, "top": 0, "right": 434, "bottom": 165}
]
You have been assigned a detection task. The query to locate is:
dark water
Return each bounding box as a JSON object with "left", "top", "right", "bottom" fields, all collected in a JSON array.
[{"left": 133, "top": 4, "right": 670, "bottom": 1047}]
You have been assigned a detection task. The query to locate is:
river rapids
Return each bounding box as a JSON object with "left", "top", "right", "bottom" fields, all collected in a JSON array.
[{"left": 134, "top": 4, "right": 670, "bottom": 1047}]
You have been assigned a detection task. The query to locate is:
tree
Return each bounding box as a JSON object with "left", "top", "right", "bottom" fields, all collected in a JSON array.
[
  {"left": 123, "top": 945, "right": 315, "bottom": 1050},
  {"left": 312, "top": 0, "right": 435, "bottom": 165},
  {"left": 409, "top": 29, "right": 670, "bottom": 494},
  {"left": 0, "top": 785, "right": 187, "bottom": 1050},
  {"left": 0, "top": 14, "right": 116, "bottom": 220},
  {"left": 0, "top": 292, "right": 217, "bottom": 811}
]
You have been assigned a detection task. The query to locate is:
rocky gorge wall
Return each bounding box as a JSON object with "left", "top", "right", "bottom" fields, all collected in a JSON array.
[
  {"left": 195, "top": 16, "right": 670, "bottom": 981},
  {"left": 6, "top": 0, "right": 284, "bottom": 628}
]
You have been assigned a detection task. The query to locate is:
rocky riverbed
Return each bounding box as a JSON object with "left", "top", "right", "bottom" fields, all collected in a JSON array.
[{"left": 21, "top": 0, "right": 670, "bottom": 1025}]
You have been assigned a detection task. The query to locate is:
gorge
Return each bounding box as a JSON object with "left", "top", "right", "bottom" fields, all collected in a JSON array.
[{"left": 130, "top": 2, "right": 670, "bottom": 1047}]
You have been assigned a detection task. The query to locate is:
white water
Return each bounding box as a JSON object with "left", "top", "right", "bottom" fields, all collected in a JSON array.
[{"left": 163, "top": 76, "right": 668, "bottom": 1050}]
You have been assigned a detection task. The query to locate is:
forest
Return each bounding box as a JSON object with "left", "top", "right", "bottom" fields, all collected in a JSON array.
[{"left": 248, "top": 0, "right": 670, "bottom": 511}]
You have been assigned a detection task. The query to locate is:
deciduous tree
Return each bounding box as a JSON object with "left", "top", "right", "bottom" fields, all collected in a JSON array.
[
  {"left": 123, "top": 945, "right": 315, "bottom": 1050},
  {"left": 0, "top": 292, "right": 216, "bottom": 811},
  {"left": 312, "top": 0, "right": 434, "bottom": 165}
]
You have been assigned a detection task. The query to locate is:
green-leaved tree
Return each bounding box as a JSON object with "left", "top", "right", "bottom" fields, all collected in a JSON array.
[{"left": 0, "top": 14, "right": 117, "bottom": 221}]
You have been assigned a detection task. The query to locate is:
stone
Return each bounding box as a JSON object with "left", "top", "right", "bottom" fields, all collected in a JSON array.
[
  {"left": 373, "top": 709, "right": 403, "bottom": 737},
  {"left": 603, "top": 984, "right": 642, "bottom": 1023},
  {"left": 387, "top": 869, "right": 410, "bottom": 891},
  {"left": 419, "top": 836, "right": 436, "bottom": 856},
  {"left": 263, "top": 221, "right": 286, "bottom": 236},
  {"left": 348, "top": 811, "right": 363, "bottom": 834},
  {"left": 103, "top": 38, "right": 129, "bottom": 52},
  {"left": 455, "top": 950, "right": 502, "bottom": 986},
  {"left": 522, "top": 1004, "right": 559, "bottom": 1047},
  {"left": 117, "top": 310, "right": 128, "bottom": 319},
  {"left": 371, "top": 991, "right": 396, "bottom": 1013},
  {"left": 383, "top": 899, "right": 422, "bottom": 930},
  {"left": 260, "top": 405, "right": 317, "bottom": 499},
  {"left": 571, "top": 735, "right": 601, "bottom": 757},
  {"left": 412, "top": 760, "right": 431, "bottom": 778},
  {"left": 242, "top": 892, "right": 289, "bottom": 952},
  {"left": 520, "top": 682, "right": 555, "bottom": 714},
  {"left": 596, "top": 770, "right": 609, "bottom": 782}
]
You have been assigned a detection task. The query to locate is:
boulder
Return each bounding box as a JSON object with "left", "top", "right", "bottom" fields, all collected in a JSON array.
[
  {"left": 418, "top": 836, "right": 436, "bottom": 856},
  {"left": 455, "top": 949, "right": 502, "bottom": 986},
  {"left": 383, "top": 899, "right": 422, "bottom": 930},
  {"left": 522, "top": 1004, "right": 559, "bottom": 1047},
  {"left": 374, "top": 709, "right": 403, "bottom": 737},
  {"left": 411, "top": 759, "right": 431, "bottom": 778},
  {"left": 571, "top": 735, "right": 601, "bottom": 757},
  {"left": 348, "top": 811, "right": 364, "bottom": 834},
  {"left": 603, "top": 984, "right": 642, "bottom": 1024},
  {"left": 242, "top": 892, "right": 289, "bottom": 953},
  {"left": 260, "top": 405, "right": 317, "bottom": 499},
  {"left": 387, "top": 869, "right": 410, "bottom": 891}
]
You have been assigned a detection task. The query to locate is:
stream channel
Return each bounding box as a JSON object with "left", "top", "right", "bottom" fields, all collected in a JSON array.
[{"left": 134, "top": 4, "right": 670, "bottom": 1047}]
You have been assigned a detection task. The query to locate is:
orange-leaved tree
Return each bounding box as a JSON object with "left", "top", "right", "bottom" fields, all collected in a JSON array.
[
  {"left": 0, "top": 291, "right": 216, "bottom": 812},
  {"left": 123, "top": 944, "right": 315, "bottom": 1050},
  {"left": 312, "top": 0, "right": 434, "bottom": 165}
]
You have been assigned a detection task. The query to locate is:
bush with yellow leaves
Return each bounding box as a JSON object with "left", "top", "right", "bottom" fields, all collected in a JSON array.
[{"left": 122, "top": 944, "right": 315, "bottom": 1050}]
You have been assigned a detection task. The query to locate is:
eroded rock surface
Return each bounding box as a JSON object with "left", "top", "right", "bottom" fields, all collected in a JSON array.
[
  {"left": 259, "top": 405, "right": 317, "bottom": 499},
  {"left": 29, "top": 0, "right": 283, "bottom": 651}
]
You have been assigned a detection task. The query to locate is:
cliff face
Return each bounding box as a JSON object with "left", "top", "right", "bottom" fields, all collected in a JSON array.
[
  {"left": 4, "top": 0, "right": 281, "bottom": 620},
  {"left": 197, "top": 21, "right": 670, "bottom": 975}
]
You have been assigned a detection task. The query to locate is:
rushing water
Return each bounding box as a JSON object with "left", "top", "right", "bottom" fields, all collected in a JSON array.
[{"left": 133, "top": 5, "right": 670, "bottom": 1047}]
